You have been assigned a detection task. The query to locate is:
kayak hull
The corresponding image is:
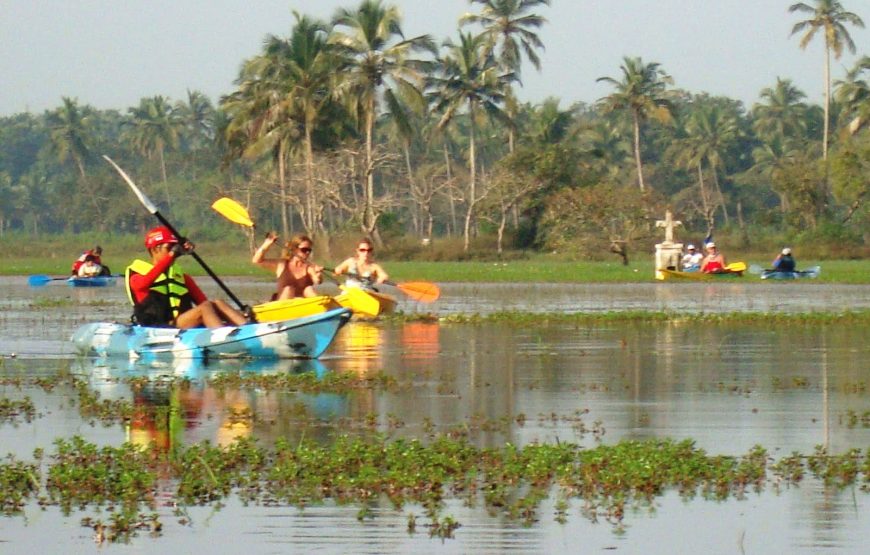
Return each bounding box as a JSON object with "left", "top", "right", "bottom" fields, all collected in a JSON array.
[
  {"left": 68, "top": 276, "right": 117, "bottom": 287},
  {"left": 71, "top": 307, "right": 351, "bottom": 360},
  {"left": 658, "top": 269, "right": 743, "bottom": 281},
  {"left": 761, "top": 266, "right": 821, "bottom": 280},
  {"left": 335, "top": 286, "right": 397, "bottom": 318}
]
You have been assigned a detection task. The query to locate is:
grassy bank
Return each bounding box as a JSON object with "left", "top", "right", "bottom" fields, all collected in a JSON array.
[{"left": 3, "top": 233, "right": 869, "bottom": 283}]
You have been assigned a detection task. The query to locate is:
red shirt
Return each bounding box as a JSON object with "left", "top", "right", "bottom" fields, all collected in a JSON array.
[{"left": 129, "top": 254, "right": 208, "bottom": 305}]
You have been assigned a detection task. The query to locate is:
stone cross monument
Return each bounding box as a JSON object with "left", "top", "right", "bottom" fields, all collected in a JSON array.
[{"left": 654, "top": 210, "right": 684, "bottom": 280}]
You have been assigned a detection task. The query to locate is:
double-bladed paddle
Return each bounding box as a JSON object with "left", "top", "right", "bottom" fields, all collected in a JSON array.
[
  {"left": 103, "top": 156, "right": 248, "bottom": 312},
  {"left": 211, "top": 197, "right": 441, "bottom": 302}
]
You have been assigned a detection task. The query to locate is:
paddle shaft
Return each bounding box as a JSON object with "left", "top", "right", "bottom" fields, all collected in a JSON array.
[{"left": 103, "top": 156, "right": 247, "bottom": 311}]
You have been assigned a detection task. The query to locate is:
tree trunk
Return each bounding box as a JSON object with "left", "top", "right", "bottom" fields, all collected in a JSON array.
[
  {"left": 277, "top": 142, "right": 290, "bottom": 239},
  {"left": 463, "top": 105, "right": 477, "bottom": 252},
  {"left": 632, "top": 110, "right": 646, "bottom": 192},
  {"left": 444, "top": 143, "right": 456, "bottom": 236},
  {"left": 823, "top": 44, "right": 830, "bottom": 161},
  {"left": 364, "top": 97, "right": 379, "bottom": 246},
  {"left": 710, "top": 166, "right": 730, "bottom": 226}
]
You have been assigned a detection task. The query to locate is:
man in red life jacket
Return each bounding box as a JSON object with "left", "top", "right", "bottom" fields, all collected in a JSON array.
[
  {"left": 700, "top": 242, "right": 727, "bottom": 273},
  {"left": 125, "top": 226, "right": 247, "bottom": 329}
]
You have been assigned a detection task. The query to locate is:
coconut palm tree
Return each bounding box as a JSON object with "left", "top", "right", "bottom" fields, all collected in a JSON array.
[
  {"left": 330, "top": 0, "right": 435, "bottom": 242},
  {"left": 752, "top": 78, "right": 809, "bottom": 142},
  {"left": 835, "top": 55, "right": 870, "bottom": 135},
  {"left": 47, "top": 97, "right": 93, "bottom": 179},
  {"left": 428, "top": 31, "right": 513, "bottom": 251},
  {"left": 124, "top": 95, "right": 182, "bottom": 184},
  {"left": 460, "top": 0, "right": 550, "bottom": 77},
  {"left": 597, "top": 57, "right": 674, "bottom": 192},
  {"left": 789, "top": 0, "right": 865, "bottom": 160},
  {"left": 460, "top": 0, "right": 550, "bottom": 152}
]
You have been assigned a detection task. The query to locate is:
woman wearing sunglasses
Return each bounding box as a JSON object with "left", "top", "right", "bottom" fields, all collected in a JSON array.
[
  {"left": 252, "top": 232, "right": 323, "bottom": 300},
  {"left": 334, "top": 238, "right": 389, "bottom": 289}
]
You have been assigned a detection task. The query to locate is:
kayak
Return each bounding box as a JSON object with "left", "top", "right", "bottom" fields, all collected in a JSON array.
[
  {"left": 658, "top": 269, "right": 743, "bottom": 281},
  {"left": 334, "top": 286, "right": 397, "bottom": 318},
  {"left": 70, "top": 307, "right": 351, "bottom": 360},
  {"left": 252, "top": 295, "right": 340, "bottom": 322},
  {"left": 251, "top": 287, "right": 397, "bottom": 322},
  {"left": 761, "top": 266, "right": 821, "bottom": 280},
  {"left": 68, "top": 276, "right": 117, "bottom": 287}
]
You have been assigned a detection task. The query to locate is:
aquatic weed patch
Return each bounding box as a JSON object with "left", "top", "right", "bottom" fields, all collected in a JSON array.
[
  {"left": 7, "top": 436, "right": 870, "bottom": 543},
  {"left": 208, "top": 370, "right": 400, "bottom": 394},
  {"left": 0, "top": 397, "right": 36, "bottom": 424}
]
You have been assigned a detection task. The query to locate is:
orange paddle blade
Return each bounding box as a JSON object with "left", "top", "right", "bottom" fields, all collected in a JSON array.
[{"left": 395, "top": 281, "right": 440, "bottom": 302}]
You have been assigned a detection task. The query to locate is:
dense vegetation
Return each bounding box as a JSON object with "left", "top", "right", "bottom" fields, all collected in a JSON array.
[{"left": 1, "top": 0, "right": 868, "bottom": 261}]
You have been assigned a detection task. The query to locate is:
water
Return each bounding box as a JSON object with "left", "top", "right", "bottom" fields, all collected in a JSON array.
[{"left": 2, "top": 276, "right": 870, "bottom": 553}]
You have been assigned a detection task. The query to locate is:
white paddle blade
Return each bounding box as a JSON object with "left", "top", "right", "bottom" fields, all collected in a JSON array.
[{"left": 103, "top": 155, "right": 159, "bottom": 214}]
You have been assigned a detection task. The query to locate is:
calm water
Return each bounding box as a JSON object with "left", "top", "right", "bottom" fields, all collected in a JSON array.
[{"left": 2, "top": 276, "right": 870, "bottom": 554}]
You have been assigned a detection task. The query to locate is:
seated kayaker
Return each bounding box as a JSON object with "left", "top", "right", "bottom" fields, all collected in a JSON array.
[
  {"left": 126, "top": 226, "right": 247, "bottom": 329},
  {"left": 772, "top": 248, "right": 796, "bottom": 272},
  {"left": 700, "top": 242, "right": 727, "bottom": 273},
  {"left": 77, "top": 254, "right": 103, "bottom": 277},
  {"left": 681, "top": 244, "right": 702, "bottom": 272},
  {"left": 252, "top": 232, "right": 324, "bottom": 300},
  {"left": 71, "top": 245, "right": 111, "bottom": 276},
  {"left": 334, "top": 238, "right": 389, "bottom": 289}
]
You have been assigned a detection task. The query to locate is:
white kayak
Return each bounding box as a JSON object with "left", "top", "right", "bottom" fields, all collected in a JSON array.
[{"left": 71, "top": 307, "right": 351, "bottom": 360}]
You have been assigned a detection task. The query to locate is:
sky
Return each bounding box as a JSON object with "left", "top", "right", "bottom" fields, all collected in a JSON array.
[{"left": 2, "top": 0, "right": 869, "bottom": 117}]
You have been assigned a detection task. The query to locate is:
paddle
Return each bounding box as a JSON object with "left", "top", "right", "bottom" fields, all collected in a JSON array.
[
  {"left": 103, "top": 156, "right": 248, "bottom": 312},
  {"left": 748, "top": 264, "right": 764, "bottom": 275},
  {"left": 725, "top": 262, "right": 747, "bottom": 273},
  {"left": 211, "top": 197, "right": 441, "bottom": 302},
  {"left": 28, "top": 274, "right": 69, "bottom": 287}
]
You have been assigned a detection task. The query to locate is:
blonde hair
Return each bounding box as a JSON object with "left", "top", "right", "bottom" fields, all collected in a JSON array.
[{"left": 282, "top": 234, "right": 313, "bottom": 259}]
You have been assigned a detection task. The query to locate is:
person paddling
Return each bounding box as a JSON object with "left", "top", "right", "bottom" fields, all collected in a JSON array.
[
  {"left": 772, "top": 248, "right": 796, "bottom": 272},
  {"left": 252, "top": 233, "right": 324, "bottom": 300},
  {"left": 334, "top": 237, "right": 389, "bottom": 289},
  {"left": 700, "top": 242, "right": 727, "bottom": 273},
  {"left": 126, "top": 226, "right": 247, "bottom": 329}
]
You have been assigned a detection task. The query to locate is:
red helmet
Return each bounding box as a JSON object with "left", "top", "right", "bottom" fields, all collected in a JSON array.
[{"left": 144, "top": 226, "right": 179, "bottom": 249}]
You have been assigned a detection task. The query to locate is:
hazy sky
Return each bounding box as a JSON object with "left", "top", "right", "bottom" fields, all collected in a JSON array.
[{"left": 2, "top": 0, "right": 868, "bottom": 116}]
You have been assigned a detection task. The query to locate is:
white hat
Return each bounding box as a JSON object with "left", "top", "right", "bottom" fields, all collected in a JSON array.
[
  {"left": 687, "top": 244, "right": 696, "bottom": 250},
  {"left": 782, "top": 247, "right": 791, "bottom": 255},
  {"left": 706, "top": 242, "right": 715, "bottom": 248}
]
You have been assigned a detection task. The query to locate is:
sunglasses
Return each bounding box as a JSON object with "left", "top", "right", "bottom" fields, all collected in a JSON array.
[
  {"left": 358, "top": 248, "right": 372, "bottom": 252},
  {"left": 299, "top": 247, "right": 312, "bottom": 254}
]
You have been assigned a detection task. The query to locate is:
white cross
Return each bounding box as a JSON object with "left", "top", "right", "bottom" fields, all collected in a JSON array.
[{"left": 656, "top": 210, "right": 682, "bottom": 243}]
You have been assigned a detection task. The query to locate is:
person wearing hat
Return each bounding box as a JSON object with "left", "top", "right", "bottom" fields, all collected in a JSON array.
[
  {"left": 681, "top": 244, "right": 702, "bottom": 272},
  {"left": 125, "top": 226, "right": 247, "bottom": 329},
  {"left": 772, "top": 248, "right": 796, "bottom": 272},
  {"left": 700, "top": 242, "right": 727, "bottom": 273}
]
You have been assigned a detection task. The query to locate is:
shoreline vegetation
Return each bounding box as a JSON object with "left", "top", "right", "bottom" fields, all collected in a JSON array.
[{"left": 3, "top": 234, "right": 869, "bottom": 284}]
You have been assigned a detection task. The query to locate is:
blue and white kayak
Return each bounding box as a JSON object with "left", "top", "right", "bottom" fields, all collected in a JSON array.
[
  {"left": 68, "top": 275, "right": 117, "bottom": 287},
  {"left": 760, "top": 266, "right": 821, "bottom": 280},
  {"left": 71, "top": 307, "right": 351, "bottom": 360}
]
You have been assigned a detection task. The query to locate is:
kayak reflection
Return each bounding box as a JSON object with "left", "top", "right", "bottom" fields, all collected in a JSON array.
[{"left": 71, "top": 357, "right": 348, "bottom": 450}]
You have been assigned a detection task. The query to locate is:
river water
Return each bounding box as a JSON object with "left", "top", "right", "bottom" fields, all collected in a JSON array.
[{"left": 1, "top": 276, "right": 870, "bottom": 553}]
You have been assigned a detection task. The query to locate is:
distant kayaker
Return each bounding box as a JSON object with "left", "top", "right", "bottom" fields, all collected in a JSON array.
[
  {"left": 76, "top": 254, "right": 103, "bottom": 277},
  {"left": 772, "top": 248, "right": 796, "bottom": 272},
  {"left": 700, "top": 242, "right": 727, "bottom": 273},
  {"left": 681, "top": 244, "right": 702, "bottom": 271},
  {"left": 125, "top": 226, "right": 247, "bottom": 329},
  {"left": 71, "top": 245, "right": 111, "bottom": 276},
  {"left": 334, "top": 238, "right": 389, "bottom": 289},
  {"left": 252, "top": 232, "right": 324, "bottom": 300}
]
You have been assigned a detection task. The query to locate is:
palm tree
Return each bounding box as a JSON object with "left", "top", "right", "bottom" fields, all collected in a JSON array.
[
  {"left": 124, "top": 96, "right": 182, "bottom": 184},
  {"left": 460, "top": 0, "right": 550, "bottom": 152},
  {"left": 460, "top": 0, "right": 550, "bottom": 78},
  {"left": 429, "top": 31, "right": 513, "bottom": 251},
  {"left": 176, "top": 90, "right": 215, "bottom": 150},
  {"left": 752, "top": 78, "right": 809, "bottom": 142},
  {"left": 330, "top": 0, "right": 435, "bottom": 242},
  {"left": 835, "top": 55, "right": 870, "bottom": 135},
  {"left": 597, "top": 57, "right": 674, "bottom": 192},
  {"left": 47, "top": 97, "right": 93, "bottom": 179},
  {"left": 789, "top": 0, "right": 865, "bottom": 160}
]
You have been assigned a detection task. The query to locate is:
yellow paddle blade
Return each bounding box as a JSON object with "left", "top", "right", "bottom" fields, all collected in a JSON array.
[
  {"left": 726, "top": 261, "right": 747, "bottom": 273},
  {"left": 212, "top": 197, "right": 254, "bottom": 227}
]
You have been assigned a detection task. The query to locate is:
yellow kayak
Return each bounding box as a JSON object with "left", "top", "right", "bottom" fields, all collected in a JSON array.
[
  {"left": 252, "top": 295, "right": 340, "bottom": 322},
  {"left": 334, "top": 286, "right": 397, "bottom": 318}
]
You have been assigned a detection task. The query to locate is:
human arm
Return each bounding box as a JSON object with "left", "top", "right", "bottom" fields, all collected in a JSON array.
[
  {"left": 128, "top": 255, "right": 175, "bottom": 303},
  {"left": 333, "top": 258, "right": 353, "bottom": 276},
  {"left": 252, "top": 233, "right": 280, "bottom": 268},
  {"left": 372, "top": 263, "right": 389, "bottom": 284},
  {"left": 184, "top": 274, "right": 209, "bottom": 305}
]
